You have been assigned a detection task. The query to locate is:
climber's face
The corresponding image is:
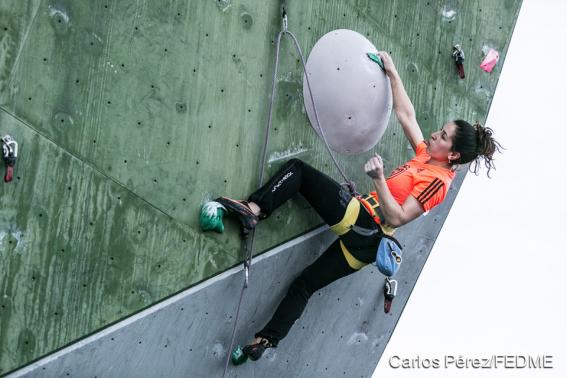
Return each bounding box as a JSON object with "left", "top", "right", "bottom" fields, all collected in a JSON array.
[{"left": 425, "top": 122, "right": 460, "bottom": 164}]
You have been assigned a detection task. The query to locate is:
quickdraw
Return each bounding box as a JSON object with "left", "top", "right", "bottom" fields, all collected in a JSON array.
[
  {"left": 383, "top": 277, "right": 398, "bottom": 314},
  {"left": 2, "top": 135, "right": 18, "bottom": 183},
  {"left": 452, "top": 44, "right": 465, "bottom": 79}
]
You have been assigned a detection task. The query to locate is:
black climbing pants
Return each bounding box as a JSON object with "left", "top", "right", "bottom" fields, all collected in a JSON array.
[{"left": 247, "top": 158, "right": 384, "bottom": 345}]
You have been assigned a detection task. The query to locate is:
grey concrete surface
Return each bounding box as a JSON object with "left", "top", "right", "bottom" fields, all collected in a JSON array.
[{"left": 6, "top": 169, "right": 464, "bottom": 378}]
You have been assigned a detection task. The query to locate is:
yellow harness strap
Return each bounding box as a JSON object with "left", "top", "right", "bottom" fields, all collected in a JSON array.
[
  {"left": 327, "top": 198, "right": 364, "bottom": 270},
  {"left": 329, "top": 197, "right": 360, "bottom": 236},
  {"left": 339, "top": 240, "right": 367, "bottom": 270}
]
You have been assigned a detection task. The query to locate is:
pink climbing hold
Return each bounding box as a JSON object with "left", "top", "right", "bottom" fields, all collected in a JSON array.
[{"left": 480, "top": 48, "right": 500, "bottom": 73}]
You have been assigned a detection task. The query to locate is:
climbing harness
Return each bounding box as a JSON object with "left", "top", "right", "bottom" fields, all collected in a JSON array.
[
  {"left": 452, "top": 44, "right": 465, "bottom": 79},
  {"left": 328, "top": 191, "right": 403, "bottom": 313},
  {"left": 2, "top": 135, "right": 18, "bottom": 183},
  {"left": 383, "top": 277, "right": 398, "bottom": 314}
]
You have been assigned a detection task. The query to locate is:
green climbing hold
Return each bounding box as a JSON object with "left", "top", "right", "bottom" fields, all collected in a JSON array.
[
  {"left": 367, "top": 52, "right": 385, "bottom": 70},
  {"left": 231, "top": 345, "right": 248, "bottom": 365},
  {"left": 200, "top": 201, "right": 226, "bottom": 233}
]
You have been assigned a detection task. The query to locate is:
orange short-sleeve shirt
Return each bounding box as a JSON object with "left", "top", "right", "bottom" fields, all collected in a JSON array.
[{"left": 370, "top": 141, "right": 455, "bottom": 211}]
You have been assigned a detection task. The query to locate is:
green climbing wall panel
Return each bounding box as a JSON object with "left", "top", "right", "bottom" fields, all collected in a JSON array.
[{"left": 0, "top": 0, "right": 521, "bottom": 373}]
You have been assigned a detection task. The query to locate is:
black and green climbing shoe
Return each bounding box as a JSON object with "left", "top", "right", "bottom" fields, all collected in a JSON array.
[
  {"left": 242, "top": 341, "right": 268, "bottom": 361},
  {"left": 214, "top": 197, "right": 259, "bottom": 231}
]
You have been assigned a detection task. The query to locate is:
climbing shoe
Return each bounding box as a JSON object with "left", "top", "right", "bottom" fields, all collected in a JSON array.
[
  {"left": 214, "top": 197, "right": 259, "bottom": 231},
  {"left": 242, "top": 338, "right": 272, "bottom": 361}
]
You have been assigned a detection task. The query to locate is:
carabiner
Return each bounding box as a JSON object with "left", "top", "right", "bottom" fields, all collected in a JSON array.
[
  {"left": 244, "top": 261, "right": 250, "bottom": 288},
  {"left": 2, "top": 135, "right": 18, "bottom": 183}
]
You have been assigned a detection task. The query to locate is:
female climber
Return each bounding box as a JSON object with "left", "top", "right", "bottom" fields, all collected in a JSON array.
[{"left": 211, "top": 51, "right": 502, "bottom": 362}]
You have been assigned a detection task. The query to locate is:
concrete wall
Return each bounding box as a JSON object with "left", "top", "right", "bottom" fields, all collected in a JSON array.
[
  {"left": 6, "top": 166, "right": 464, "bottom": 377},
  {"left": 0, "top": 0, "right": 521, "bottom": 374}
]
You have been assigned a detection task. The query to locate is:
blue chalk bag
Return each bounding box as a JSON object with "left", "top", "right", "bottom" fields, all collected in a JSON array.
[{"left": 375, "top": 235, "right": 403, "bottom": 277}]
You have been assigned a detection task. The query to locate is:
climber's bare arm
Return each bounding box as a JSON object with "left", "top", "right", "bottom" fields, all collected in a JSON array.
[{"left": 377, "top": 51, "right": 424, "bottom": 152}]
